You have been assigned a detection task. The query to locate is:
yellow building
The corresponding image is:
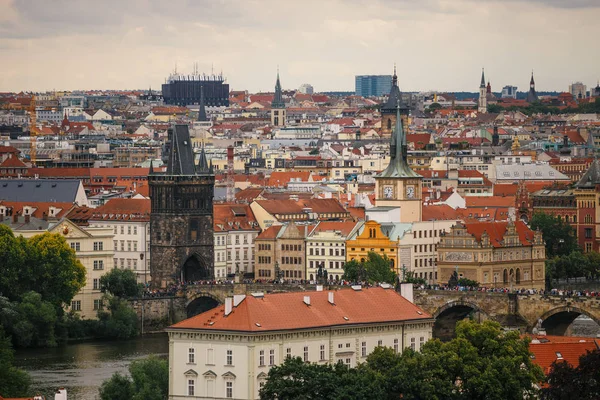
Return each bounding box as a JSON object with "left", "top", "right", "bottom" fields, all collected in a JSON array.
[{"left": 346, "top": 220, "right": 399, "bottom": 273}]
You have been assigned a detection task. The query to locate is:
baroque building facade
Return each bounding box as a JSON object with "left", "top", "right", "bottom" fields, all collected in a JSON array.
[
  {"left": 437, "top": 221, "right": 545, "bottom": 289},
  {"left": 149, "top": 124, "right": 215, "bottom": 286}
]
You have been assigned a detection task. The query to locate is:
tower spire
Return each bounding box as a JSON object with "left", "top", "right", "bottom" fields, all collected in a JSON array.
[
  {"left": 480, "top": 68, "right": 486, "bottom": 88},
  {"left": 392, "top": 63, "right": 398, "bottom": 87},
  {"left": 271, "top": 68, "right": 284, "bottom": 109}
]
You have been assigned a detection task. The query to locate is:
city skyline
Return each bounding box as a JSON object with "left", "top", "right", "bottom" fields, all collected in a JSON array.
[{"left": 0, "top": 0, "right": 599, "bottom": 93}]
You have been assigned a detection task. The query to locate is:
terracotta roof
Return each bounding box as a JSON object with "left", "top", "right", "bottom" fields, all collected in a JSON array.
[
  {"left": 346, "top": 206, "right": 365, "bottom": 220},
  {"left": 0, "top": 155, "right": 27, "bottom": 168},
  {"left": 267, "top": 171, "right": 312, "bottom": 188},
  {"left": 422, "top": 204, "right": 460, "bottom": 221},
  {"left": 170, "top": 287, "right": 432, "bottom": 332},
  {"left": 0, "top": 201, "right": 73, "bottom": 219},
  {"left": 235, "top": 187, "right": 264, "bottom": 203},
  {"left": 255, "top": 225, "right": 283, "bottom": 240},
  {"left": 311, "top": 221, "right": 359, "bottom": 237},
  {"left": 255, "top": 198, "right": 349, "bottom": 216},
  {"left": 214, "top": 203, "right": 259, "bottom": 232},
  {"left": 529, "top": 341, "right": 598, "bottom": 374},
  {"left": 493, "top": 182, "right": 552, "bottom": 197},
  {"left": 463, "top": 221, "right": 535, "bottom": 247},
  {"left": 0, "top": 145, "right": 20, "bottom": 154},
  {"left": 465, "top": 196, "right": 515, "bottom": 208},
  {"left": 90, "top": 198, "right": 151, "bottom": 221}
]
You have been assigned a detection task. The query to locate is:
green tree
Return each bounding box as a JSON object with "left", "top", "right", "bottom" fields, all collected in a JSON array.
[
  {"left": 457, "top": 278, "right": 479, "bottom": 287},
  {"left": 99, "top": 372, "right": 134, "bottom": 400},
  {"left": 100, "top": 268, "right": 141, "bottom": 298},
  {"left": 530, "top": 212, "right": 579, "bottom": 257},
  {"left": 99, "top": 356, "right": 168, "bottom": 400},
  {"left": 13, "top": 291, "right": 58, "bottom": 348},
  {"left": 429, "top": 102, "right": 442, "bottom": 111},
  {"left": 0, "top": 226, "right": 28, "bottom": 301},
  {"left": 98, "top": 296, "right": 139, "bottom": 339},
  {"left": 542, "top": 348, "right": 600, "bottom": 400},
  {"left": 259, "top": 356, "right": 385, "bottom": 400},
  {"left": 342, "top": 252, "right": 397, "bottom": 284},
  {"left": 0, "top": 326, "right": 31, "bottom": 397}
]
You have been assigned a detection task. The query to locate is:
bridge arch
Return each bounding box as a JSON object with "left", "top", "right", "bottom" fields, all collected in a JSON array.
[
  {"left": 433, "top": 300, "right": 489, "bottom": 341},
  {"left": 535, "top": 305, "right": 600, "bottom": 336},
  {"left": 185, "top": 292, "right": 223, "bottom": 318}
]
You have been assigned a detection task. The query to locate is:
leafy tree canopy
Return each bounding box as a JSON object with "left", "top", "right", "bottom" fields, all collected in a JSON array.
[
  {"left": 99, "top": 356, "right": 168, "bottom": 400},
  {"left": 530, "top": 212, "right": 579, "bottom": 257},
  {"left": 342, "top": 252, "right": 397, "bottom": 284},
  {"left": 0, "top": 326, "right": 31, "bottom": 397},
  {"left": 100, "top": 268, "right": 141, "bottom": 298}
]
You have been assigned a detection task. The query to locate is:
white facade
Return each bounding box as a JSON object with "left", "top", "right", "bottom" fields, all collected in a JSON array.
[
  {"left": 213, "top": 230, "right": 259, "bottom": 278},
  {"left": 306, "top": 230, "right": 349, "bottom": 281},
  {"left": 88, "top": 219, "right": 150, "bottom": 283},
  {"left": 167, "top": 288, "right": 434, "bottom": 400}
]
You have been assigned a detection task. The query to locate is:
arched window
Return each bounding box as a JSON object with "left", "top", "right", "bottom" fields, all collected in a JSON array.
[
  {"left": 516, "top": 268, "right": 521, "bottom": 284},
  {"left": 387, "top": 119, "right": 392, "bottom": 130},
  {"left": 503, "top": 269, "right": 508, "bottom": 284}
]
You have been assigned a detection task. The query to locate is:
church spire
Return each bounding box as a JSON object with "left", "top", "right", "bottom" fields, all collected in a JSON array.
[
  {"left": 149, "top": 159, "right": 154, "bottom": 174},
  {"left": 392, "top": 63, "right": 398, "bottom": 87},
  {"left": 196, "top": 143, "right": 209, "bottom": 173},
  {"left": 198, "top": 86, "right": 208, "bottom": 122},
  {"left": 527, "top": 70, "right": 538, "bottom": 103},
  {"left": 377, "top": 100, "right": 420, "bottom": 179},
  {"left": 480, "top": 68, "right": 486, "bottom": 88},
  {"left": 271, "top": 68, "right": 285, "bottom": 109}
]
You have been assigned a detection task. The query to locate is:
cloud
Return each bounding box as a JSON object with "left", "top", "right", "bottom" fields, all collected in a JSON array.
[{"left": 0, "top": 0, "right": 598, "bottom": 92}]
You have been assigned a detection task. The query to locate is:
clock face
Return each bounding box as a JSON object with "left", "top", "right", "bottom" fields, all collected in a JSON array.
[
  {"left": 406, "top": 186, "right": 415, "bottom": 199},
  {"left": 383, "top": 186, "right": 393, "bottom": 199}
]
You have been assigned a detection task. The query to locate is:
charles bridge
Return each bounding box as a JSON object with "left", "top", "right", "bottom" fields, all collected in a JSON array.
[{"left": 130, "top": 283, "right": 600, "bottom": 339}]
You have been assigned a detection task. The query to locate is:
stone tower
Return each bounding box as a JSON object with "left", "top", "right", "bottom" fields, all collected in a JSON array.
[
  {"left": 271, "top": 69, "right": 286, "bottom": 127},
  {"left": 478, "top": 68, "right": 487, "bottom": 113},
  {"left": 149, "top": 124, "right": 215, "bottom": 287},
  {"left": 375, "top": 99, "right": 423, "bottom": 222},
  {"left": 380, "top": 65, "right": 407, "bottom": 136},
  {"left": 526, "top": 71, "right": 539, "bottom": 103}
]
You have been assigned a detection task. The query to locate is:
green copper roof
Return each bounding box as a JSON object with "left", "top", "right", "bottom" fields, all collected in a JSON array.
[{"left": 377, "top": 104, "right": 421, "bottom": 179}]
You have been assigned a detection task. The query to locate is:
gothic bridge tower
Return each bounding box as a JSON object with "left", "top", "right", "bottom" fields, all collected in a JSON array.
[{"left": 149, "top": 124, "right": 215, "bottom": 287}]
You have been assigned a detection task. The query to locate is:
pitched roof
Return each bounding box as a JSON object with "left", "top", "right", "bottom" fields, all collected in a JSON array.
[
  {"left": 0, "top": 201, "right": 73, "bottom": 219},
  {"left": 169, "top": 287, "right": 432, "bottom": 332},
  {"left": 576, "top": 159, "right": 600, "bottom": 189},
  {"left": 0, "top": 155, "right": 27, "bottom": 168},
  {"left": 493, "top": 182, "right": 552, "bottom": 197},
  {"left": 465, "top": 196, "right": 515, "bottom": 208},
  {"left": 0, "top": 179, "right": 82, "bottom": 203},
  {"left": 529, "top": 341, "right": 598, "bottom": 374},
  {"left": 462, "top": 221, "right": 535, "bottom": 247},
  {"left": 311, "top": 221, "right": 359, "bottom": 237},
  {"left": 267, "top": 171, "right": 312, "bottom": 188},
  {"left": 89, "top": 198, "right": 151, "bottom": 221},
  {"left": 0, "top": 145, "right": 19, "bottom": 154},
  {"left": 255, "top": 198, "right": 348, "bottom": 216},
  {"left": 213, "top": 203, "right": 259, "bottom": 232},
  {"left": 255, "top": 225, "right": 283, "bottom": 240},
  {"left": 422, "top": 204, "right": 460, "bottom": 221}
]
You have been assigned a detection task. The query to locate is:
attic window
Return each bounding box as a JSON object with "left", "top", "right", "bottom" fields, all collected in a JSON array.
[{"left": 556, "top": 352, "right": 563, "bottom": 359}]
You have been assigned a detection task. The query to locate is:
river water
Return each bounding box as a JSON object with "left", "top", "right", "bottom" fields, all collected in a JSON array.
[{"left": 14, "top": 333, "right": 169, "bottom": 400}]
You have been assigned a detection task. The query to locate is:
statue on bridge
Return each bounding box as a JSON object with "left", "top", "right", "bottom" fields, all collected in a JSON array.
[{"left": 317, "top": 262, "right": 328, "bottom": 285}]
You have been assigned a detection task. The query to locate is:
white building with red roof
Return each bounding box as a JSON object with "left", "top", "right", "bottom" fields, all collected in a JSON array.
[{"left": 166, "top": 286, "right": 433, "bottom": 400}]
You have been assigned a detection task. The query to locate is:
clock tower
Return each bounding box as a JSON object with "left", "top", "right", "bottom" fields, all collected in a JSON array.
[{"left": 375, "top": 99, "right": 423, "bottom": 222}]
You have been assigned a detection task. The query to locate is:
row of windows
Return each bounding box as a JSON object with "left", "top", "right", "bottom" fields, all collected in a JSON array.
[
  {"left": 309, "top": 248, "right": 345, "bottom": 256},
  {"left": 215, "top": 234, "right": 256, "bottom": 246},
  {"left": 413, "top": 229, "right": 444, "bottom": 239},
  {"left": 113, "top": 258, "right": 139, "bottom": 270},
  {"left": 71, "top": 241, "right": 104, "bottom": 252},
  {"left": 113, "top": 225, "right": 139, "bottom": 235},
  {"left": 282, "top": 244, "right": 302, "bottom": 251},
  {"left": 258, "top": 256, "right": 272, "bottom": 264},
  {"left": 414, "top": 258, "right": 437, "bottom": 268},
  {"left": 93, "top": 260, "right": 104, "bottom": 270},
  {"left": 281, "top": 257, "right": 302, "bottom": 265},
  {"left": 114, "top": 240, "right": 138, "bottom": 252},
  {"left": 308, "top": 260, "right": 345, "bottom": 269},
  {"left": 258, "top": 244, "right": 271, "bottom": 251},
  {"left": 414, "top": 244, "right": 438, "bottom": 253}
]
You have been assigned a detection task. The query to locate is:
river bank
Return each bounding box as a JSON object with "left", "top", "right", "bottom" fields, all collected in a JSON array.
[{"left": 14, "top": 333, "right": 169, "bottom": 400}]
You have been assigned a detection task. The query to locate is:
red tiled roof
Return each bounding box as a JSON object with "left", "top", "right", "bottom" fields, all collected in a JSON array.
[
  {"left": 214, "top": 203, "right": 259, "bottom": 232},
  {"left": 235, "top": 187, "right": 264, "bottom": 203},
  {"left": 0, "top": 155, "right": 27, "bottom": 168},
  {"left": 267, "top": 171, "right": 312, "bottom": 188},
  {"left": 493, "top": 182, "right": 552, "bottom": 197},
  {"left": 465, "top": 196, "right": 515, "bottom": 208},
  {"left": 255, "top": 198, "right": 348, "bottom": 216},
  {"left": 463, "top": 221, "right": 535, "bottom": 247},
  {"left": 529, "top": 341, "right": 598, "bottom": 374},
  {"left": 311, "top": 221, "right": 359, "bottom": 237},
  {"left": 422, "top": 204, "right": 460, "bottom": 221},
  {"left": 90, "top": 199, "right": 151, "bottom": 221},
  {"left": 347, "top": 206, "right": 365, "bottom": 220},
  {"left": 256, "top": 225, "right": 283, "bottom": 240},
  {"left": 0, "top": 145, "right": 20, "bottom": 154},
  {"left": 0, "top": 201, "right": 73, "bottom": 219},
  {"left": 170, "top": 287, "right": 432, "bottom": 332}
]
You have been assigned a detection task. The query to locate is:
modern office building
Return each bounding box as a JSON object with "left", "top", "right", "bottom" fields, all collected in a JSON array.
[
  {"left": 162, "top": 72, "right": 229, "bottom": 106},
  {"left": 501, "top": 85, "right": 518, "bottom": 99},
  {"left": 355, "top": 75, "right": 392, "bottom": 97}
]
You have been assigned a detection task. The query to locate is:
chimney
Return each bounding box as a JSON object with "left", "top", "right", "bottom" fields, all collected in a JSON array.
[
  {"left": 224, "top": 298, "right": 233, "bottom": 316},
  {"left": 233, "top": 294, "right": 246, "bottom": 307},
  {"left": 328, "top": 292, "right": 335, "bottom": 304},
  {"left": 303, "top": 295, "right": 311, "bottom": 306},
  {"left": 316, "top": 285, "right": 323, "bottom": 292},
  {"left": 400, "top": 283, "right": 414, "bottom": 303},
  {"left": 25, "top": 214, "right": 30, "bottom": 224},
  {"left": 12, "top": 213, "right": 18, "bottom": 224}
]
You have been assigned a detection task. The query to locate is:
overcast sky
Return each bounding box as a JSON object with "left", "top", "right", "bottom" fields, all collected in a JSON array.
[{"left": 1, "top": 0, "right": 599, "bottom": 93}]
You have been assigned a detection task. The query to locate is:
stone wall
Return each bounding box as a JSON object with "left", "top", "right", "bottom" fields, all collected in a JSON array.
[{"left": 129, "top": 297, "right": 188, "bottom": 331}]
